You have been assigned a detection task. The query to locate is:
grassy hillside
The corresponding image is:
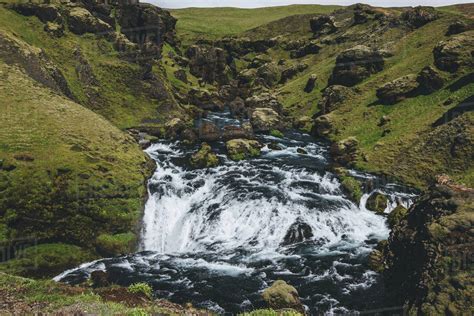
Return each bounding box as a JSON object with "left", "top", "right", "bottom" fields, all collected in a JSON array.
[{"left": 170, "top": 5, "right": 341, "bottom": 44}]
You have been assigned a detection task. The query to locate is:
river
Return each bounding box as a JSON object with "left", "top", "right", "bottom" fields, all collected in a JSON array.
[{"left": 55, "top": 110, "right": 417, "bottom": 314}]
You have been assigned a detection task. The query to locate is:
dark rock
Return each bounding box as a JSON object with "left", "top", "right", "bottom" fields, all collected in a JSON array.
[
  {"left": 304, "top": 74, "right": 317, "bottom": 93},
  {"left": 268, "top": 142, "right": 283, "bottom": 150},
  {"left": 310, "top": 15, "right": 337, "bottom": 36},
  {"left": 378, "top": 115, "right": 391, "bottom": 126},
  {"left": 90, "top": 270, "right": 110, "bottom": 288},
  {"left": 387, "top": 205, "right": 408, "bottom": 228},
  {"left": 174, "top": 69, "right": 188, "bottom": 83},
  {"left": 164, "top": 118, "right": 187, "bottom": 139},
  {"left": 401, "top": 6, "right": 438, "bottom": 28},
  {"left": 416, "top": 66, "right": 444, "bottom": 94},
  {"left": 280, "top": 63, "right": 308, "bottom": 84},
  {"left": 222, "top": 125, "right": 252, "bottom": 141},
  {"left": 245, "top": 92, "right": 282, "bottom": 113},
  {"left": 376, "top": 74, "right": 419, "bottom": 104},
  {"left": 432, "top": 95, "right": 474, "bottom": 127},
  {"left": 433, "top": 31, "right": 474, "bottom": 72},
  {"left": 290, "top": 41, "right": 321, "bottom": 59},
  {"left": 67, "top": 7, "right": 112, "bottom": 35},
  {"left": 446, "top": 21, "right": 469, "bottom": 36},
  {"left": 316, "top": 85, "right": 353, "bottom": 115},
  {"left": 197, "top": 121, "right": 221, "bottom": 142},
  {"left": 297, "top": 148, "right": 308, "bottom": 155},
  {"left": 312, "top": 115, "right": 333, "bottom": 137},
  {"left": 228, "top": 97, "right": 248, "bottom": 119},
  {"left": 181, "top": 128, "right": 198, "bottom": 144},
  {"left": 189, "top": 89, "right": 224, "bottom": 112},
  {"left": 9, "top": 3, "right": 62, "bottom": 24},
  {"left": 281, "top": 221, "right": 313, "bottom": 246},
  {"left": 365, "top": 192, "right": 388, "bottom": 214},
  {"left": 329, "top": 45, "right": 384, "bottom": 86},
  {"left": 256, "top": 62, "right": 280, "bottom": 87},
  {"left": 248, "top": 54, "right": 272, "bottom": 68},
  {"left": 330, "top": 137, "right": 359, "bottom": 166},
  {"left": 237, "top": 68, "right": 258, "bottom": 84},
  {"left": 185, "top": 45, "right": 229, "bottom": 84}
]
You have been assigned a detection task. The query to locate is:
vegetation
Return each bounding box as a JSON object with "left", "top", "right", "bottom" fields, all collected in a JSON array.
[
  {"left": 128, "top": 282, "right": 153, "bottom": 299},
  {"left": 170, "top": 5, "right": 341, "bottom": 44}
]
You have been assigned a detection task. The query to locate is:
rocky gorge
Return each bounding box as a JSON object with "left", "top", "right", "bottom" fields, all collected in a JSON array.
[{"left": 0, "top": 0, "right": 473, "bottom": 314}]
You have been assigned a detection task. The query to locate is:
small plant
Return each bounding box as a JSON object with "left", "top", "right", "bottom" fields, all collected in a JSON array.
[
  {"left": 128, "top": 282, "right": 152, "bottom": 299},
  {"left": 270, "top": 129, "right": 284, "bottom": 138}
]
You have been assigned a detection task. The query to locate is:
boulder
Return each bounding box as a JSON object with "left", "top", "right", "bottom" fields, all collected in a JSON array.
[
  {"left": 280, "top": 63, "right": 308, "bottom": 84},
  {"left": 188, "top": 89, "right": 224, "bottom": 112},
  {"left": 256, "top": 62, "right": 280, "bottom": 87},
  {"left": 297, "top": 148, "right": 308, "bottom": 155},
  {"left": 376, "top": 74, "right": 419, "bottom": 104},
  {"left": 229, "top": 97, "right": 248, "bottom": 119},
  {"left": 310, "top": 15, "right": 337, "bottom": 36},
  {"left": 433, "top": 31, "right": 474, "bottom": 72},
  {"left": 197, "top": 121, "right": 221, "bottom": 142},
  {"left": 222, "top": 125, "right": 253, "bottom": 141},
  {"left": 281, "top": 221, "right": 313, "bottom": 246},
  {"left": 67, "top": 7, "right": 112, "bottom": 35},
  {"left": 251, "top": 108, "right": 282, "bottom": 133},
  {"left": 387, "top": 205, "right": 408, "bottom": 228},
  {"left": 185, "top": 45, "right": 229, "bottom": 84},
  {"left": 317, "top": 85, "right": 353, "bottom": 115},
  {"left": 262, "top": 280, "right": 304, "bottom": 313},
  {"left": 290, "top": 41, "right": 321, "bottom": 59},
  {"left": 164, "top": 117, "right": 186, "bottom": 139},
  {"left": 312, "top": 115, "right": 334, "bottom": 137},
  {"left": 9, "top": 3, "right": 62, "bottom": 24},
  {"left": 90, "top": 270, "right": 110, "bottom": 288},
  {"left": 245, "top": 93, "right": 282, "bottom": 112},
  {"left": 190, "top": 143, "right": 219, "bottom": 168},
  {"left": 446, "top": 21, "right": 469, "bottom": 36},
  {"left": 304, "top": 74, "right": 317, "bottom": 93},
  {"left": 293, "top": 115, "right": 312, "bottom": 131},
  {"left": 368, "top": 240, "right": 387, "bottom": 273},
  {"left": 248, "top": 54, "right": 272, "bottom": 68},
  {"left": 330, "top": 137, "right": 359, "bottom": 166},
  {"left": 226, "top": 139, "right": 262, "bottom": 161},
  {"left": 416, "top": 66, "right": 444, "bottom": 94},
  {"left": 401, "top": 6, "right": 438, "bottom": 28},
  {"left": 365, "top": 192, "right": 388, "bottom": 214},
  {"left": 329, "top": 45, "right": 384, "bottom": 86},
  {"left": 268, "top": 142, "right": 283, "bottom": 150}
]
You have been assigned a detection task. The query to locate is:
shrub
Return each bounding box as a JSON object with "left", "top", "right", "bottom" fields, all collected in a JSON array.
[{"left": 128, "top": 282, "right": 152, "bottom": 299}]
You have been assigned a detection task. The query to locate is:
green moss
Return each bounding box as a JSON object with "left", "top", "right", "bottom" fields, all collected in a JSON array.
[
  {"left": 340, "top": 175, "right": 363, "bottom": 204},
  {"left": 96, "top": 233, "right": 136, "bottom": 256},
  {"left": 0, "top": 243, "right": 96, "bottom": 278},
  {"left": 128, "top": 282, "right": 153, "bottom": 299},
  {"left": 387, "top": 205, "right": 408, "bottom": 228},
  {"left": 190, "top": 143, "right": 220, "bottom": 168},
  {"left": 270, "top": 130, "right": 284, "bottom": 138}
]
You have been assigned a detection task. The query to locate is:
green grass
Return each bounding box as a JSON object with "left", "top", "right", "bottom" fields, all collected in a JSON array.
[{"left": 170, "top": 5, "right": 341, "bottom": 44}]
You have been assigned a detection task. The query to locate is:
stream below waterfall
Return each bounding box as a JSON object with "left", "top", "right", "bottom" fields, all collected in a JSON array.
[{"left": 55, "top": 110, "right": 418, "bottom": 314}]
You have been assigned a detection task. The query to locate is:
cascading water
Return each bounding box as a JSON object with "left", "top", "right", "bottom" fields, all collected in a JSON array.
[{"left": 55, "top": 111, "right": 417, "bottom": 314}]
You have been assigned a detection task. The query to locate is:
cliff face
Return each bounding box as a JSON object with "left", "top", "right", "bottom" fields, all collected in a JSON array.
[
  {"left": 382, "top": 179, "right": 473, "bottom": 314},
  {"left": 0, "top": 0, "right": 187, "bottom": 276}
]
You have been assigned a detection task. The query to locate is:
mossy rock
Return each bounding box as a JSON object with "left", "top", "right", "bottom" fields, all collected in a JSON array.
[
  {"left": 366, "top": 192, "right": 388, "bottom": 214},
  {"left": 340, "top": 175, "right": 363, "bottom": 204},
  {"left": 0, "top": 243, "right": 96, "bottom": 278},
  {"left": 190, "top": 143, "right": 219, "bottom": 168},
  {"left": 226, "top": 139, "right": 262, "bottom": 161},
  {"left": 387, "top": 205, "right": 408, "bottom": 228},
  {"left": 262, "top": 280, "right": 304, "bottom": 313},
  {"left": 240, "top": 309, "right": 303, "bottom": 316},
  {"left": 96, "top": 233, "right": 137, "bottom": 257},
  {"left": 270, "top": 129, "right": 284, "bottom": 138}
]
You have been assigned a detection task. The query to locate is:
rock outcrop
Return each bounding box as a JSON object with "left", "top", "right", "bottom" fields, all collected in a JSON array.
[
  {"left": 376, "top": 74, "right": 419, "bottom": 104},
  {"left": 382, "top": 180, "right": 474, "bottom": 314},
  {"left": 330, "top": 137, "right": 359, "bottom": 166},
  {"left": 67, "top": 7, "right": 112, "bottom": 35},
  {"left": 433, "top": 31, "right": 474, "bottom": 72},
  {"left": 185, "top": 45, "right": 229, "bottom": 84},
  {"left": 317, "top": 85, "right": 353, "bottom": 115},
  {"left": 250, "top": 107, "right": 282, "bottom": 133},
  {"left": 329, "top": 45, "right": 384, "bottom": 86},
  {"left": 310, "top": 15, "right": 337, "bottom": 36},
  {"left": 365, "top": 192, "right": 388, "bottom": 214},
  {"left": 401, "top": 6, "right": 438, "bottom": 28}
]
